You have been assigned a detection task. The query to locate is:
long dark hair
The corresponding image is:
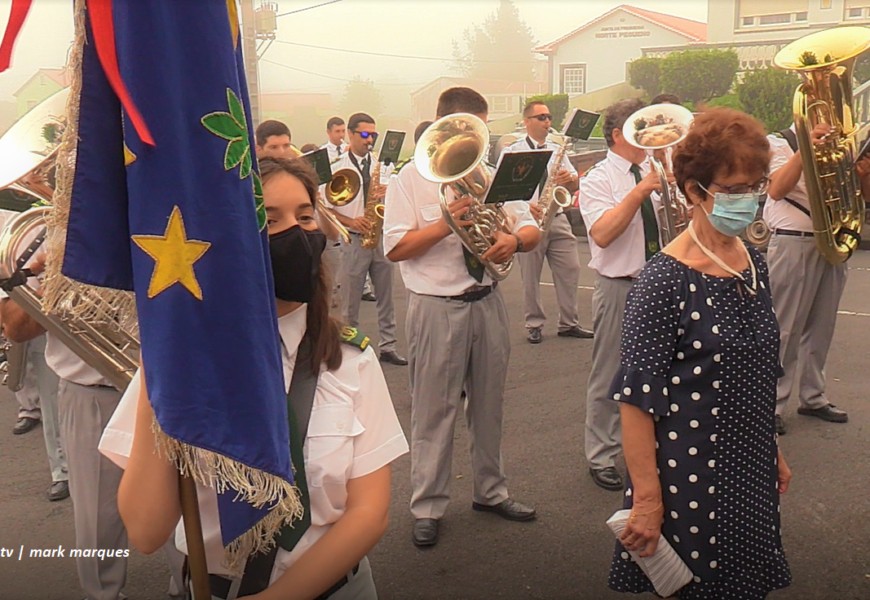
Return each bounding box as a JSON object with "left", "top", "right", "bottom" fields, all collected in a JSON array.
[{"left": 259, "top": 157, "right": 343, "bottom": 372}]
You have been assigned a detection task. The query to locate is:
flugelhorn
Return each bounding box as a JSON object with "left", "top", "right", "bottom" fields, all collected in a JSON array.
[
  {"left": 774, "top": 26, "right": 870, "bottom": 263},
  {"left": 622, "top": 103, "right": 694, "bottom": 246},
  {"left": 416, "top": 113, "right": 514, "bottom": 281}
]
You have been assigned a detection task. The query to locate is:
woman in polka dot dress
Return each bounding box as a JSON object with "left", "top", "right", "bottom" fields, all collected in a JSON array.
[{"left": 607, "top": 109, "right": 792, "bottom": 599}]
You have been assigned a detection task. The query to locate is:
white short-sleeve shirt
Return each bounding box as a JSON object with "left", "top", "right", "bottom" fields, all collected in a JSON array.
[
  {"left": 98, "top": 304, "right": 408, "bottom": 580},
  {"left": 502, "top": 136, "right": 577, "bottom": 211},
  {"left": 382, "top": 160, "right": 537, "bottom": 297},
  {"left": 763, "top": 130, "right": 813, "bottom": 233},
  {"left": 577, "top": 149, "right": 659, "bottom": 279}
]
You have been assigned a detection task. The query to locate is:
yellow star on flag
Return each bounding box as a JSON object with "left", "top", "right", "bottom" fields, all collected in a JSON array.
[{"left": 132, "top": 206, "right": 211, "bottom": 300}]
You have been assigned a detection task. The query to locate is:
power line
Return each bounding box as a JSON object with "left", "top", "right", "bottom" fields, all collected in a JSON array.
[
  {"left": 271, "top": 39, "right": 539, "bottom": 64},
  {"left": 276, "top": 0, "right": 346, "bottom": 18},
  {"left": 260, "top": 58, "right": 431, "bottom": 87}
]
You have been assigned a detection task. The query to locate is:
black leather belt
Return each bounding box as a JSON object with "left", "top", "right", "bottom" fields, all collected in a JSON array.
[
  {"left": 774, "top": 229, "right": 813, "bottom": 238},
  {"left": 608, "top": 276, "right": 636, "bottom": 282},
  {"left": 209, "top": 562, "right": 360, "bottom": 600},
  {"left": 435, "top": 281, "right": 498, "bottom": 303}
]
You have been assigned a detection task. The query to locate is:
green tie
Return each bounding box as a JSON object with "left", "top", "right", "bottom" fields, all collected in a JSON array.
[
  {"left": 463, "top": 247, "right": 485, "bottom": 283},
  {"left": 629, "top": 164, "right": 661, "bottom": 261}
]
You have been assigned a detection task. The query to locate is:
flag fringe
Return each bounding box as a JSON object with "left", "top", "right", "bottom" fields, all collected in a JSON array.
[{"left": 152, "top": 418, "right": 304, "bottom": 572}]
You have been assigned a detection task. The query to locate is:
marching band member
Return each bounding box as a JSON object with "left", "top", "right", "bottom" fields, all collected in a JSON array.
[
  {"left": 102, "top": 157, "right": 408, "bottom": 600},
  {"left": 765, "top": 122, "right": 851, "bottom": 434},
  {"left": 327, "top": 113, "right": 406, "bottom": 366},
  {"left": 255, "top": 120, "right": 302, "bottom": 159},
  {"left": 502, "top": 100, "right": 593, "bottom": 344},
  {"left": 322, "top": 117, "right": 348, "bottom": 161},
  {"left": 577, "top": 98, "right": 663, "bottom": 492},
  {"left": 384, "top": 87, "right": 540, "bottom": 548}
]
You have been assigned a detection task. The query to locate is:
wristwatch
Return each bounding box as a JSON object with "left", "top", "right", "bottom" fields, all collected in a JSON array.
[{"left": 513, "top": 233, "right": 524, "bottom": 253}]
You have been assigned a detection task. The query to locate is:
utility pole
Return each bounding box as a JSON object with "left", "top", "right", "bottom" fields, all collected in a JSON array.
[{"left": 240, "top": 0, "right": 261, "bottom": 124}]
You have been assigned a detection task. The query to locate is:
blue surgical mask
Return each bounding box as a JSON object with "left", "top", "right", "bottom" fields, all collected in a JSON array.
[{"left": 696, "top": 183, "right": 759, "bottom": 237}]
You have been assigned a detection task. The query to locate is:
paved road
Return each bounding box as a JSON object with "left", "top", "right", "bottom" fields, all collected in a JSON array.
[{"left": 1, "top": 241, "right": 868, "bottom": 599}]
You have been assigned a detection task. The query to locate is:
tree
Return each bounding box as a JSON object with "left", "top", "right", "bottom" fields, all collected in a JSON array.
[
  {"left": 736, "top": 67, "right": 800, "bottom": 132},
  {"left": 451, "top": 0, "right": 537, "bottom": 82},
  {"left": 629, "top": 57, "right": 663, "bottom": 99},
  {"left": 526, "top": 93, "right": 569, "bottom": 129},
  {"left": 659, "top": 48, "right": 739, "bottom": 104},
  {"left": 338, "top": 77, "right": 384, "bottom": 119}
]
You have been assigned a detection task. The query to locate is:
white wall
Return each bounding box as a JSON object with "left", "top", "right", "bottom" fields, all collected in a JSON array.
[
  {"left": 707, "top": 0, "right": 855, "bottom": 45},
  {"left": 550, "top": 11, "right": 692, "bottom": 96}
]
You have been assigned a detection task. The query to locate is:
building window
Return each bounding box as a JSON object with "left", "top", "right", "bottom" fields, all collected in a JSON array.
[
  {"left": 743, "top": 16, "right": 755, "bottom": 26},
  {"left": 795, "top": 11, "right": 808, "bottom": 20},
  {"left": 847, "top": 7, "right": 865, "bottom": 18},
  {"left": 490, "top": 96, "right": 509, "bottom": 114},
  {"left": 759, "top": 13, "right": 791, "bottom": 25},
  {"left": 560, "top": 64, "right": 586, "bottom": 95}
]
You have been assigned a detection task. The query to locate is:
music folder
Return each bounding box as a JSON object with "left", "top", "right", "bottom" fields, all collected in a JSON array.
[
  {"left": 378, "top": 130, "right": 406, "bottom": 165},
  {"left": 483, "top": 149, "right": 553, "bottom": 204},
  {"left": 563, "top": 108, "right": 600, "bottom": 140},
  {"left": 300, "top": 147, "right": 332, "bottom": 186}
]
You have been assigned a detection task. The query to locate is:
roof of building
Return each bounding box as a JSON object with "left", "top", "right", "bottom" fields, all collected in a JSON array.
[
  {"left": 534, "top": 4, "right": 707, "bottom": 54},
  {"left": 13, "top": 68, "right": 69, "bottom": 97},
  {"left": 412, "top": 76, "right": 546, "bottom": 98}
]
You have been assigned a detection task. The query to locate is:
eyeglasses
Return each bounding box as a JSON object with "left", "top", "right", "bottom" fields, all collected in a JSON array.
[
  {"left": 530, "top": 114, "right": 552, "bottom": 122},
  {"left": 701, "top": 177, "right": 769, "bottom": 196},
  {"left": 352, "top": 130, "right": 379, "bottom": 141}
]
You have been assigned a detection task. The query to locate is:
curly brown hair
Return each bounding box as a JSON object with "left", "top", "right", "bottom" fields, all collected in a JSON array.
[
  {"left": 258, "top": 156, "right": 344, "bottom": 373},
  {"left": 672, "top": 108, "right": 770, "bottom": 201}
]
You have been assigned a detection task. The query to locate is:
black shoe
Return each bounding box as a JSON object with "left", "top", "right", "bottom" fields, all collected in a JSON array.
[
  {"left": 558, "top": 325, "right": 594, "bottom": 339},
  {"left": 13, "top": 416, "right": 40, "bottom": 435},
  {"left": 472, "top": 498, "right": 536, "bottom": 522},
  {"left": 797, "top": 404, "right": 848, "bottom": 423},
  {"left": 775, "top": 415, "right": 786, "bottom": 435},
  {"left": 47, "top": 481, "right": 69, "bottom": 502},
  {"left": 412, "top": 518, "right": 439, "bottom": 547},
  {"left": 362, "top": 292, "right": 377, "bottom": 302},
  {"left": 590, "top": 467, "right": 623, "bottom": 491},
  {"left": 379, "top": 351, "right": 408, "bottom": 366},
  {"left": 527, "top": 327, "right": 542, "bottom": 344}
]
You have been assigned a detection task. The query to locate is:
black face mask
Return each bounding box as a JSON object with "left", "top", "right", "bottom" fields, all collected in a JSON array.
[{"left": 269, "top": 225, "right": 327, "bottom": 303}]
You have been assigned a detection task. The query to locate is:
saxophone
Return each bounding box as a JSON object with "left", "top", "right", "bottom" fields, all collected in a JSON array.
[
  {"left": 359, "top": 156, "right": 385, "bottom": 250},
  {"left": 536, "top": 131, "right": 573, "bottom": 234}
]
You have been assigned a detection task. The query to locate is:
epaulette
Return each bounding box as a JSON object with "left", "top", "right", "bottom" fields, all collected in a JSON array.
[
  {"left": 339, "top": 325, "right": 370, "bottom": 351},
  {"left": 330, "top": 156, "right": 342, "bottom": 165},
  {"left": 392, "top": 157, "right": 412, "bottom": 174},
  {"left": 580, "top": 161, "right": 603, "bottom": 178},
  {"left": 772, "top": 131, "right": 786, "bottom": 139}
]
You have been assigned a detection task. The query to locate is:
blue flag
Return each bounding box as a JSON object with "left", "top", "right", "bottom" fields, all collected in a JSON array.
[{"left": 55, "top": 0, "right": 299, "bottom": 567}]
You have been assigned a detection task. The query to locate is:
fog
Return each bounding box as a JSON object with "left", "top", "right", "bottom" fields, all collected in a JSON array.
[{"left": 0, "top": 0, "right": 707, "bottom": 100}]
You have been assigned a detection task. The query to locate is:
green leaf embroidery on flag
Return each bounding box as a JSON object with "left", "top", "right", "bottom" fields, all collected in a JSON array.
[
  {"left": 252, "top": 172, "right": 266, "bottom": 230},
  {"left": 202, "top": 88, "right": 263, "bottom": 228}
]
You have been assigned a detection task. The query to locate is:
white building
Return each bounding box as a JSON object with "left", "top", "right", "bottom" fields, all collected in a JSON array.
[{"left": 534, "top": 4, "right": 706, "bottom": 96}]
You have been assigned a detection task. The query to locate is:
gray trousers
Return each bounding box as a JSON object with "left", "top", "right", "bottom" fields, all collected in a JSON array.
[
  {"left": 767, "top": 234, "right": 847, "bottom": 412},
  {"left": 339, "top": 234, "right": 397, "bottom": 352},
  {"left": 58, "top": 379, "right": 128, "bottom": 600},
  {"left": 407, "top": 289, "right": 510, "bottom": 520},
  {"left": 585, "top": 276, "right": 632, "bottom": 470},
  {"left": 517, "top": 213, "right": 581, "bottom": 331},
  {"left": 24, "top": 336, "right": 67, "bottom": 482}
]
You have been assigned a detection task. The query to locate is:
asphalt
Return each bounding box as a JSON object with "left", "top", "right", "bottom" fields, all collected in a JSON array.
[{"left": 1, "top": 241, "right": 868, "bottom": 600}]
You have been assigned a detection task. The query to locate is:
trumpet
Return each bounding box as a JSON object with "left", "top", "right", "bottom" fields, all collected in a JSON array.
[
  {"left": 319, "top": 167, "right": 360, "bottom": 244},
  {"left": 416, "top": 113, "right": 514, "bottom": 281},
  {"left": 622, "top": 103, "right": 695, "bottom": 246}
]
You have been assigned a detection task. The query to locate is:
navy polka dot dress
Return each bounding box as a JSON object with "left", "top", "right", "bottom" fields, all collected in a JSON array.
[{"left": 607, "top": 247, "right": 791, "bottom": 599}]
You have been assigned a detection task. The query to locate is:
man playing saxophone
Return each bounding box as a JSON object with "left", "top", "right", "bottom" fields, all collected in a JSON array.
[
  {"left": 326, "top": 112, "right": 406, "bottom": 366},
  {"left": 502, "top": 100, "right": 593, "bottom": 344}
]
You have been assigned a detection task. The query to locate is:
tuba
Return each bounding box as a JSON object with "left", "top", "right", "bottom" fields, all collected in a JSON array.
[
  {"left": 0, "top": 88, "right": 138, "bottom": 391},
  {"left": 416, "top": 113, "right": 514, "bottom": 281},
  {"left": 774, "top": 26, "right": 870, "bottom": 264},
  {"left": 622, "top": 103, "right": 694, "bottom": 247},
  {"left": 536, "top": 128, "right": 574, "bottom": 234}
]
